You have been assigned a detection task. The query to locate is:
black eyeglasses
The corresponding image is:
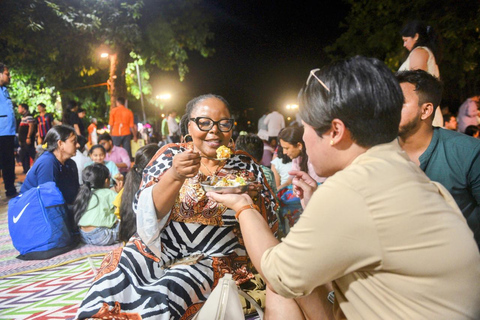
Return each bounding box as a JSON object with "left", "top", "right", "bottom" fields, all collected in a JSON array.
[{"left": 190, "top": 117, "right": 234, "bottom": 132}]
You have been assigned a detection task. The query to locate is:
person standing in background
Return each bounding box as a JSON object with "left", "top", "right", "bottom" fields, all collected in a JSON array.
[
  {"left": 258, "top": 111, "right": 268, "bottom": 133},
  {"left": 77, "top": 108, "right": 87, "bottom": 138},
  {"left": 36, "top": 103, "right": 54, "bottom": 145},
  {"left": 167, "top": 110, "right": 180, "bottom": 143},
  {"left": 457, "top": 96, "right": 479, "bottom": 133},
  {"left": 161, "top": 113, "right": 169, "bottom": 142},
  {"left": 87, "top": 117, "right": 97, "bottom": 147},
  {"left": 0, "top": 63, "right": 18, "bottom": 199},
  {"left": 17, "top": 103, "right": 36, "bottom": 174},
  {"left": 264, "top": 107, "right": 285, "bottom": 147},
  {"left": 63, "top": 101, "right": 82, "bottom": 136},
  {"left": 109, "top": 97, "right": 137, "bottom": 159},
  {"left": 399, "top": 20, "right": 443, "bottom": 127}
]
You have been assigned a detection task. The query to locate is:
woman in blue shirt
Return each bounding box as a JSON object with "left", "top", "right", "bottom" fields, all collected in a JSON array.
[{"left": 21, "top": 125, "right": 80, "bottom": 205}]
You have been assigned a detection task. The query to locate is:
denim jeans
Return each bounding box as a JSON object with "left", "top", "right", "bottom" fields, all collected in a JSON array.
[{"left": 79, "top": 222, "right": 120, "bottom": 246}]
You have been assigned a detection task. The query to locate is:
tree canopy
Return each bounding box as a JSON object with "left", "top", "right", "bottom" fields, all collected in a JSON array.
[
  {"left": 326, "top": 0, "right": 480, "bottom": 112},
  {"left": 0, "top": 0, "right": 214, "bottom": 121}
]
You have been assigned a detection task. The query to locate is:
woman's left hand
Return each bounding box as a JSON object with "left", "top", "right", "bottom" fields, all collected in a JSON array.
[{"left": 206, "top": 192, "right": 252, "bottom": 212}]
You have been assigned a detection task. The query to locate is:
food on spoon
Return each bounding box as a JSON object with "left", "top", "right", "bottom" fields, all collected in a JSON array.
[{"left": 216, "top": 145, "right": 232, "bottom": 159}]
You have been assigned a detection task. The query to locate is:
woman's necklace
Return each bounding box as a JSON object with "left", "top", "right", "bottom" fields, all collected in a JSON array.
[{"left": 200, "top": 161, "right": 218, "bottom": 176}]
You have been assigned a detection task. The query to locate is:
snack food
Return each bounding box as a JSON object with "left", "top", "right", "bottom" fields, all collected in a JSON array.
[
  {"left": 212, "top": 176, "right": 247, "bottom": 187},
  {"left": 216, "top": 146, "right": 232, "bottom": 159},
  {"left": 201, "top": 175, "right": 249, "bottom": 194}
]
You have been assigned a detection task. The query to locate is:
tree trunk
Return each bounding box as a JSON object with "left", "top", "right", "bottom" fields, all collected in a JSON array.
[{"left": 108, "top": 50, "right": 128, "bottom": 109}]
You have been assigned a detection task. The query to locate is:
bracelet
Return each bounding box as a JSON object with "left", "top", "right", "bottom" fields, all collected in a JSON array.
[{"left": 235, "top": 203, "right": 260, "bottom": 220}]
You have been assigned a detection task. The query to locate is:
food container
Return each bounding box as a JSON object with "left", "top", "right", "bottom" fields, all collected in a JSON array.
[{"left": 200, "top": 181, "right": 249, "bottom": 194}]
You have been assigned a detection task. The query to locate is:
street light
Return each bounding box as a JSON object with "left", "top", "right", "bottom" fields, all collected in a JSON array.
[{"left": 156, "top": 93, "right": 172, "bottom": 101}]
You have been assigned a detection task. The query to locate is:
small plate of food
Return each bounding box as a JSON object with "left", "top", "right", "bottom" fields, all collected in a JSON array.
[{"left": 201, "top": 175, "right": 250, "bottom": 194}]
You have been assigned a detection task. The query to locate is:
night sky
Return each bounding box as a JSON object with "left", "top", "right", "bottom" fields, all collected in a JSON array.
[{"left": 151, "top": 0, "right": 350, "bottom": 128}]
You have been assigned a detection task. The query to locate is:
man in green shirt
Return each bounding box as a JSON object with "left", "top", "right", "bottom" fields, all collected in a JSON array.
[{"left": 397, "top": 70, "right": 480, "bottom": 250}]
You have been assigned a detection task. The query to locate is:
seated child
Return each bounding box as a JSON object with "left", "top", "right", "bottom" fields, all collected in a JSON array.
[
  {"left": 86, "top": 144, "right": 123, "bottom": 187},
  {"left": 73, "top": 163, "right": 121, "bottom": 246}
]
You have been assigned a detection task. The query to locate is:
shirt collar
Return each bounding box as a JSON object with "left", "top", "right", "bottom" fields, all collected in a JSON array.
[{"left": 418, "top": 127, "right": 440, "bottom": 170}]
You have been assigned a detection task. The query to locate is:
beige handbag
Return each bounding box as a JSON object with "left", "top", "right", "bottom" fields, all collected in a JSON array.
[{"left": 193, "top": 273, "right": 264, "bottom": 320}]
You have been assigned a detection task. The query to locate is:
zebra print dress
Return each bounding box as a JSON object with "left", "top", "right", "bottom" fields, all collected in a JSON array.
[{"left": 76, "top": 143, "right": 278, "bottom": 320}]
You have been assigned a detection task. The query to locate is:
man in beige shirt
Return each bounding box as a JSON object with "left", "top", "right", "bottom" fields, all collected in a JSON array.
[{"left": 209, "top": 56, "right": 480, "bottom": 319}]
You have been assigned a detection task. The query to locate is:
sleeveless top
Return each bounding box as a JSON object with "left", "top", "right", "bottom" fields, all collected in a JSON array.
[
  {"left": 399, "top": 46, "right": 443, "bottom": 127},
  {"left": 399, "top": 46, "right": 439, "bottom": 77}
]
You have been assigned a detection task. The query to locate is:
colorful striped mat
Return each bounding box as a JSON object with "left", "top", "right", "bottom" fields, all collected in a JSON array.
[
  {"left": 0, "top": 209, "right": 122, "bottom": 278},
  {"left": 0, "top": 257, "right": 102, "bottom": 319}
]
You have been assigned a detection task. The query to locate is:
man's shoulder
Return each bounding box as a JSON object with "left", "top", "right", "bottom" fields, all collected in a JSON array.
[
  {"left": 112, "top": 145, "right": 129, "bottom": 155},
  {"left": 435, "top": 127, "right": 480, "bottom": 151},
  {"left": 118, "top": 105, "right": 132, "bottom": 114}
]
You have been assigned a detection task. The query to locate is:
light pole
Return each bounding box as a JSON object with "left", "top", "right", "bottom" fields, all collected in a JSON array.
[{"left": 135, "top": 62, "right": 147, "bottom": 123}]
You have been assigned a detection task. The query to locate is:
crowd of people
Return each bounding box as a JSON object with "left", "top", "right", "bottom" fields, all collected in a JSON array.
[{"left": 0, "top": 18, "right": 480, "bottom": 320}]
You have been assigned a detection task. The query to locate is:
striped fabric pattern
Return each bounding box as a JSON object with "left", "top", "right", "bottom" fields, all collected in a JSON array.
[{"left": 76, "top": 144, "right": 278, "bottom": 319}]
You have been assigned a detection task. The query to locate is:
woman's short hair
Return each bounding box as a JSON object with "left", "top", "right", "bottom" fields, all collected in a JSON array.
[
  {"left": 298, "top": 56, "right": 404, "bottom": 148},
  {"left": 184, "top": 94, "right": 231, "bottom": 121}
]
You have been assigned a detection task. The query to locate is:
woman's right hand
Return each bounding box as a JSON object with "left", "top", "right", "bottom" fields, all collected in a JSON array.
[
  {"left": 170, "top": 149, "right": 201, "bottom": 181},
  {"left": 289, "top": 170, "right": 318, "bottom": 208}
]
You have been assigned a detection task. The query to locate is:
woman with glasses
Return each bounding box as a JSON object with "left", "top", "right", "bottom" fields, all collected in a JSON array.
[
  {"left": 208, "top": 57, "right": 480, "bottom": 319},
  {"left": 76, "top": 94, "right": 278, "bottom": 319}
]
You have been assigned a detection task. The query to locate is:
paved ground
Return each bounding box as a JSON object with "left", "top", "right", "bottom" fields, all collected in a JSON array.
[{"left": 0, "top": 164, "right": 26, "bottom": 209}]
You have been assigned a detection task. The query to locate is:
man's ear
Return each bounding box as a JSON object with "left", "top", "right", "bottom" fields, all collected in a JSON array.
[
  {"left": 420, "top": 102, "right": 435, "bottom": 120},
  {"left": 329, "top": 119, "right": 347, "bottom": 144}
]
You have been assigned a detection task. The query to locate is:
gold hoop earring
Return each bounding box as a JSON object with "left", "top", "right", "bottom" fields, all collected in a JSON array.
[
  {"left": 183, "top": 134, "right": 192, "bottom": 143},
  {"left": 228, "top": 138, "right": 235, "bottom": 149}
]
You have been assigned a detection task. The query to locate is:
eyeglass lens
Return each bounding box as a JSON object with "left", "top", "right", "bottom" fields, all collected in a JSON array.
[{"left": 194, "top": 117, "right": 233, "bottom": 132}]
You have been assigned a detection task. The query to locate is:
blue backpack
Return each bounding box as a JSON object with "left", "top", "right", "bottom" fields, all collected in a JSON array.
[{"left": 8, "top": 181, "right": 77, "bottom": 260}]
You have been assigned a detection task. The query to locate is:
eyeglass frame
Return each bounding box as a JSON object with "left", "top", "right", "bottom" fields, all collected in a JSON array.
[
  {"left": 306, "top": 68, "right": 330, "bottom": 92},
  {"left": 189, "top": 117, "right": 234, "bottom": 132}
]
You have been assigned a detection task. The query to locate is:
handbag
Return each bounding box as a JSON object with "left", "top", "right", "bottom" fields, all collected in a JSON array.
[{"left": 193, "top": 273, "right": 264, "bottom": 320}]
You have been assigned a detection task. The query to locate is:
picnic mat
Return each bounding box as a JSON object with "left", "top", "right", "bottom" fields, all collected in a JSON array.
[
  {"left": 0, "top": 209, "right": 122, "bottom": 278},
  {"left": 0, "top": 256, "right": 102, "bottom": 320}
]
